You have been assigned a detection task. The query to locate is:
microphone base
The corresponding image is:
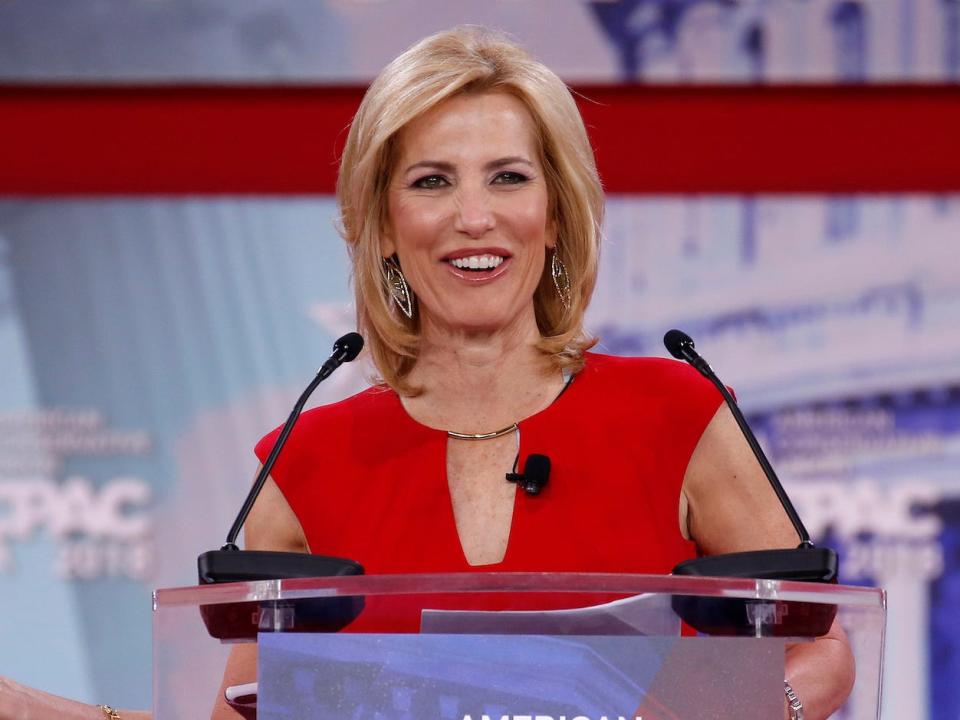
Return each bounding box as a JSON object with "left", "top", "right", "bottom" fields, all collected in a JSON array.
[
  {"left": 198, "top": 549, "right": 363, "bottom": 584},
  {"left": 197, "top": 550, "right": 364, "bottom": 641},
  {"left": 671, "top": 548, "right": 839, "bottom": 637},
  {"left": 672, "top": 547, "right": 837, "bottom": 582}
]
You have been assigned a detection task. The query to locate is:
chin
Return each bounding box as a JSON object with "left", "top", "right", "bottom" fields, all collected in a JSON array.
[
  {"left": 454, "top": 319, "right": 512, "bottom": 335},
  {"left": 424, "top": 295, "right": 533, "bottom": 337},
  {"left": 441, "top": 311, "right": 517, "bottom": 336}
]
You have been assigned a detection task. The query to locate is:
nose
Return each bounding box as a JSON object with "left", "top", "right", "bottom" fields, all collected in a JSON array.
[{"left": 453, "top": 183, "right": 495, "bottom": 238}]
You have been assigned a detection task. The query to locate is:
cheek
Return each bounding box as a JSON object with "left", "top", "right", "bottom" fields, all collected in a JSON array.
[
  {"left": 515, "top": 200, "right": 552, "bottom": 248},
  {"left": 390, "top": 198, "right": 447, "bottom": 251}
]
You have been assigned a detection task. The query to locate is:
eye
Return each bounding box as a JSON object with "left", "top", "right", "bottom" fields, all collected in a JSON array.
[
  {"left": 411, "top": 174, "right": 449, "bottom": 189},
  {"left": 492, "top": 171, "right": 529, "bottom": 185}
]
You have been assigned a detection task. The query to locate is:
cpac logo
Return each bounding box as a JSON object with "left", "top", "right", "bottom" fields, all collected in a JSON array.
[
  {"left": 745, "top": 601, "right": 789, "bottom": 625},
  {"left": 791, "top": 479, "right": 946, "bottom": 581},
  {"left": 0, "top": 476, "right": 152, "bottom": 580},
  {"left": 793, "top": 479, "right": 942, "bottom": 541}
]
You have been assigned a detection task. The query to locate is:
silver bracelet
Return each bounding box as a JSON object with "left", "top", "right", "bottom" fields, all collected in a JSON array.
[{"left": 784, "top": 680, "right": 804, "bottom": 720}]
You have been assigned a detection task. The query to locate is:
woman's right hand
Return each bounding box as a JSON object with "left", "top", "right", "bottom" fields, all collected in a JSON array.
[
  {"left": 0, "top": 676, "right": 37, "bottom": 720},
  {"left": 0, "top": 676, "right": 151, "bottom": 720}
]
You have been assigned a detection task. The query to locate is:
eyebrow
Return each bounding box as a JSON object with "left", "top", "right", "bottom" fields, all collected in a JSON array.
[{"left": 402, "top": 156, "right": 535, "bottom": 175}]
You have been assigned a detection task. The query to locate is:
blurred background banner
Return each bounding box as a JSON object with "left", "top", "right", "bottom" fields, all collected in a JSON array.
[
  {"left": 1, "top": 0, "right": 959, "bottom": 83},
  {"left": 1, "top": 1, "right": 958, "bottom": 718},
  {"left": 2, "top": 195, "right": 958, "bottom": 717}
]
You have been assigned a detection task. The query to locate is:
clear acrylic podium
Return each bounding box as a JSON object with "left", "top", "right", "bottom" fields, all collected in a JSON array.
[{"left": 153, "top": 573, "right": 885, "bottom": 719}]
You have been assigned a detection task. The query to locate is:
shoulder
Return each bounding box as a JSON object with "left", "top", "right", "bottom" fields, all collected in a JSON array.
[
  {"left": 300, "top": 384, "right": 396, "bottom": 427},
  {"left": 254, "top": 384, "right": 397, "bottom": 460},
  {"left": 580, "top": 351, "right": 713, "bottom": 394},
  {"left": 577, "top": 352, "right": 724, "bottom": 428}
]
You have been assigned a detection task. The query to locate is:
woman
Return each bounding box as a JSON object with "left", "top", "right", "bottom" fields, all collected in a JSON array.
[{"left": 1, "top": 26, "right": 853, "bottom": 720}]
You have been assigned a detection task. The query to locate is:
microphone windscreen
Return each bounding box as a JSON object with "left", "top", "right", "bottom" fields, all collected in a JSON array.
[
  {"left": 335, "top": 332, "right": 365, "bottom": 362},
  {"left": 663, "top": 329, "right": 695, "bottom": 360},
  {"left": 524, "top": 454, "right": 551, "bottom": 487}
]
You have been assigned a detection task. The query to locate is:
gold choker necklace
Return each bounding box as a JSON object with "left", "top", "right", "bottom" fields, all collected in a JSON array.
[
  {"left": 444, "top": 368, "right": 574, "bottom": 441},
  {"left": 446, "top": 423, "right": 518, "bottom": 441}
]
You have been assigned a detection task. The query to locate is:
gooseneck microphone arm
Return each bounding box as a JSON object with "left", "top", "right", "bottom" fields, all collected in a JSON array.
[
  {"left": 221, "top": 331, "right": 364, "bottom": 551},
  {"left": 663, "top": 329, "right": 813, "bottom": 549}
]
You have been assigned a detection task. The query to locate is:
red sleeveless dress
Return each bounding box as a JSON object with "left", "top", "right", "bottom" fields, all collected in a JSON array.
[{"left": 255, "top": 354, "right": 723, "bottom": 583}]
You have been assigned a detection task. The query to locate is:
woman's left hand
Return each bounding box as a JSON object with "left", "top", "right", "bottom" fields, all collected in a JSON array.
[{"left": 683, "top": 404, "right": 856, "bottom": 720}]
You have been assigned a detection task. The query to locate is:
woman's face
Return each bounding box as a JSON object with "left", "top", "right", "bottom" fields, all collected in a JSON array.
[{"left": 384, "top": 91, "right": 554, "bottom": 338}]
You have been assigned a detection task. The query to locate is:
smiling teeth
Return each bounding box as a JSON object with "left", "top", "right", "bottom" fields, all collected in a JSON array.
[{"left": 450, "top": 254, "right": 505, "bottom": 270}]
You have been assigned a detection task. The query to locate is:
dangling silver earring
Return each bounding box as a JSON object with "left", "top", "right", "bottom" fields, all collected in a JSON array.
[
  {"left": 551, "top": 251, "right": 571, "bottom": 311},
  {"left": 384, "top": 256, "right": 414, "bottom": 319}
]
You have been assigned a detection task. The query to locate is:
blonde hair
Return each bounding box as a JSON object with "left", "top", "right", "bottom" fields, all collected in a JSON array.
[{"left": 337, "top": 26, "right": 603, "bottom": 395}]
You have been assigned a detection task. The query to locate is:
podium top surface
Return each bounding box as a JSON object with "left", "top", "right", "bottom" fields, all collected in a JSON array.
[
  {"left": 153, "top": 572, "right": 885, "bottom": 610},
  {"left": 152, "top": 572, "right": 886, "bottom": 718}
]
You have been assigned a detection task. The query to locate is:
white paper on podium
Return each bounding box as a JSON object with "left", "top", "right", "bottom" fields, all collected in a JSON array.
[{"left": 420, "top": 592, "right": 679, "bottom": 636}]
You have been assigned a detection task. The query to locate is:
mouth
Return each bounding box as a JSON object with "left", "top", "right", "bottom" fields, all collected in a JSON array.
[
  {"left": 447, "top": 253, "right": 506, "bottom": 271},
  {"left": 442, "top": 250, "right": 511, "bottom": 282}
]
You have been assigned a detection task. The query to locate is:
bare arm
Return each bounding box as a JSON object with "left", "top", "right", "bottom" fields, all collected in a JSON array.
[
  {"left": 682, "top": 404, "right": 855, "bottom": 720},
  {"left": 0, "top": 678, "right": 150, "bottom": 720},
  {"left": 210, "top": 472, "right": 309, "bottom": 720}
]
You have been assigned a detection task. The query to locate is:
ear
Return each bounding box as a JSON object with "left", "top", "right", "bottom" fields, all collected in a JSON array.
[
  {"left": 380, "top": 224, "right": 397, "bottom": 259},
  {"left": 545, "top": 217, "right": 558, "bottom": 251}
]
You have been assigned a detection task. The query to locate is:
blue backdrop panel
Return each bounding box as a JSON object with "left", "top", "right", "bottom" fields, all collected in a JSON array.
[{"left": 1, "top": 195, "right": 957, "bottom": 716}]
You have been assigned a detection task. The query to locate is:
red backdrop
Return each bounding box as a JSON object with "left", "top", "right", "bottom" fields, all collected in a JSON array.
[{"left": 2, "top": 85, "right": 959, "bottom": 195}]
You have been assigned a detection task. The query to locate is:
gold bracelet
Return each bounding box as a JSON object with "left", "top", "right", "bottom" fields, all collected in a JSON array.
[{"left": 98, "top": 705, "right": 121, "bottom": 720}]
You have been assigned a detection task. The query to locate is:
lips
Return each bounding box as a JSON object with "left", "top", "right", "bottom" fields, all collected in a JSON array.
[
  {"left": 441, "top": 247, "right": 512, "bottom": 281},
  {"left": 442, "top": 246, "right": 511, "bottom": 261},
  {"left": 449, "top": 253, "right": 505, "bottom": 270}
]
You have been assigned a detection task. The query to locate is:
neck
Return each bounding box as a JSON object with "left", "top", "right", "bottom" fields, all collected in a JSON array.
[{"left": 403, "top": 308, "right": 562, "bottom": 433}]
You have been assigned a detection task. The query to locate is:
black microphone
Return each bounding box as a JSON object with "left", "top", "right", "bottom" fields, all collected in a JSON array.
[
  {"left": 215, "top": 331, "right": 364, "bottom": 556},
  {"left": 196, "top": 333, "right": 366, "bottom": 639},
  {"left": 506, "top": 453, "right": 550, "bottom": 495},
  {"left": 664, "top": 329, "right": 839, "bottom": 638},
  {"left": 663, "top": 329, "right": 837, "bottom": 582},
  {"left": 318, "top": 331, "right": 364, "bottom": 379}
]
